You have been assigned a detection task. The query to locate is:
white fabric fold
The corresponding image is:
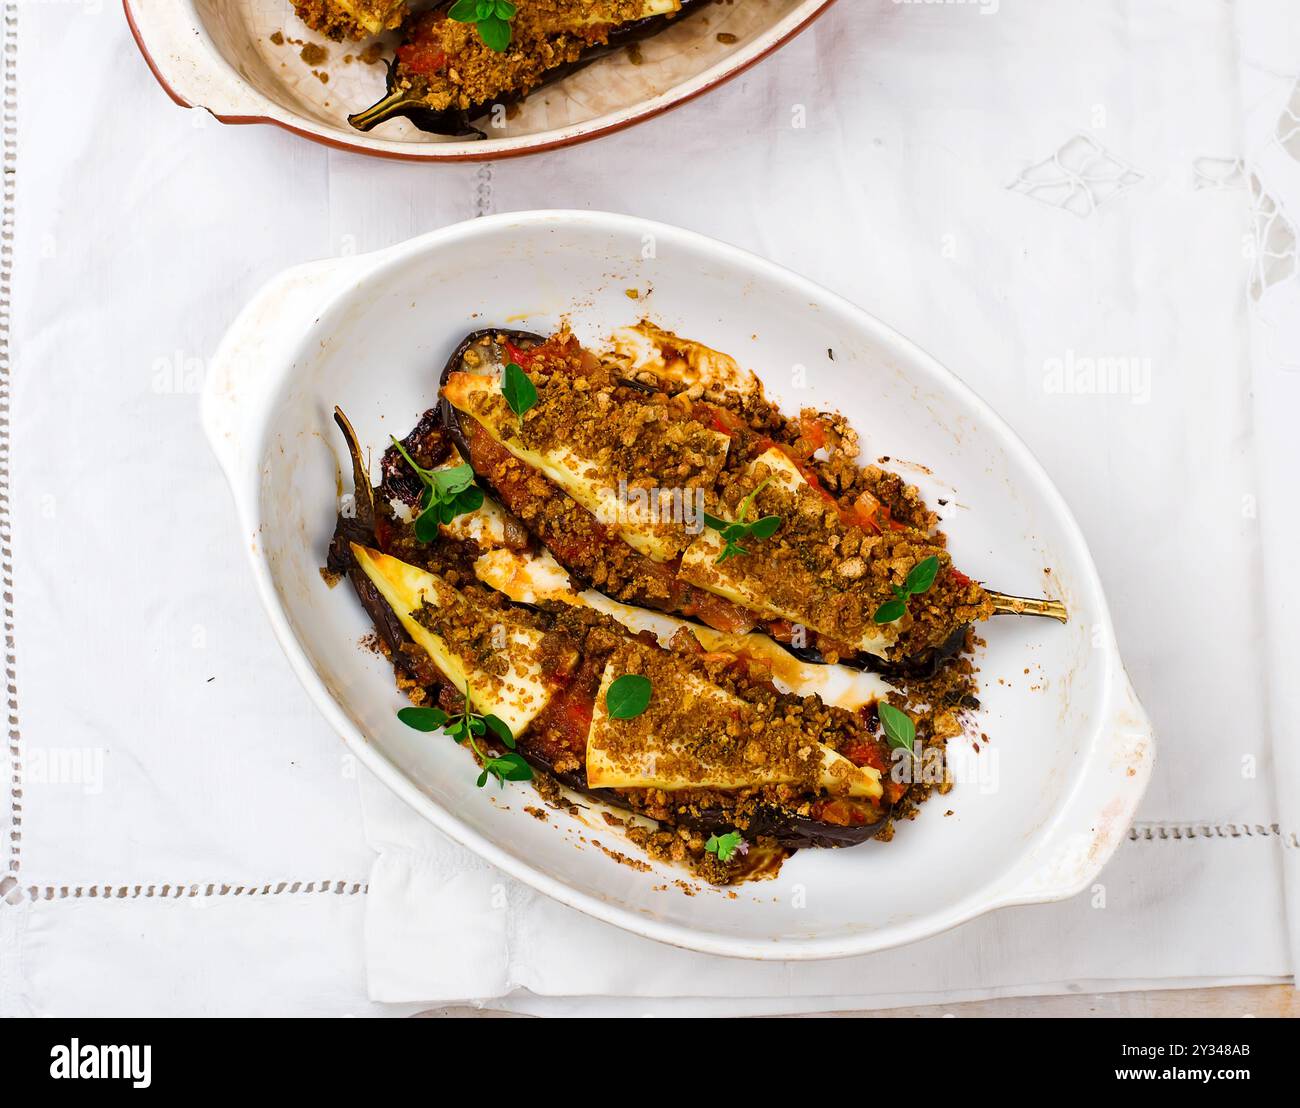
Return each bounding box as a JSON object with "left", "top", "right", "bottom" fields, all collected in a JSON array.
[{"left": 361, "top": 768, "right": 1292, "bottom": 1006}]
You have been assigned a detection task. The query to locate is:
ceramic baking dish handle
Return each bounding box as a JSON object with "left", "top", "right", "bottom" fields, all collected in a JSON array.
[
  {"left": 203, "top": 256, "right": 362, "bottom": 490},
  {"left": 125, "top": 0, "right": 271, "bottom": 120},
  {"left": 987, "top": 670, "right": 1156, "bottom": 909}
]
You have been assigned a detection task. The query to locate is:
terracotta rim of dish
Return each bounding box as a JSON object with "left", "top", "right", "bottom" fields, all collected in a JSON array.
[{"left": 123, "top": 0, "right": 839, "bottom": 163}]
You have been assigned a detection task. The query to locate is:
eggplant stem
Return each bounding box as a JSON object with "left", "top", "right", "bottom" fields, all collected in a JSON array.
[
  {"left": 987, "top": 591, "right": 1069, "bottom": 623},
  {"left": 333, "top": 406, "right": 376, "bottom": 530},
  {"left": 348, "top": 87, "right": 420, "bottom": 132}
]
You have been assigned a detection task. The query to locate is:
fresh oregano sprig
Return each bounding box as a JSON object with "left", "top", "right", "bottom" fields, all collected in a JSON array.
[
  {"left": 390, "top": 438, "right": 484, "bottom": 543},
  {"left": 704, "top": 831, "right": 747, "bottom": 863},
  {"left": 877, "top": 701, "right": 917, "bottom": 762},
  {"left": 398, "top": 684, "right": 532, "bottom": 788},
  {"left": 448, "top": 0, "right": 517, "bottom": 53},
  {"left": 873, "top": 554, "right": 940, "bottom": 624},
  {"left": 703, "top": 478, "right": 782, "bottom": 564}
]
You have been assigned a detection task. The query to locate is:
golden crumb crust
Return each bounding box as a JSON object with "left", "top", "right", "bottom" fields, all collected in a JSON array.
[
  {"left": 456, "top": 327, "right": 993, "bottom": 664},
  {"left": 294, "top": 0, "right": 406, "bottom": 42},
  {"left": 394, "top": 2, "right": 674, "bottom": 111}
]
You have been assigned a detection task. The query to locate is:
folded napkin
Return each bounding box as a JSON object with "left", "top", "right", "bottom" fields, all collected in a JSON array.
[{"left": 362, "top": 772, "right": 1290, "bottom": 1008}]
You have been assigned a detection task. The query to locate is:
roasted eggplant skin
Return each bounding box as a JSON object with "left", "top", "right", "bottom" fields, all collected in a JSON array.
[
  {"left": 329, "top": 407, "right": 889, "bottom": 851},
  {"left": 348, "top": 0, "right": 716, "bottom": 136},
  {"left": 328, "top": 410, "right": 408, "bottom": 663},
  {"left": 349, "top": 58, "right": 490, "bottom": 138},
  {"left": 437, "top": 330, "right": 972, "bottom": 682},
  {"left": 331, "top": 514, "right": 888, "bottom": 849},
  {"left": 438, "top": 328, "right": 545, "bottom": 459},
  {"left": 528, "top": 745, "right": 887, "bottom": 851}
]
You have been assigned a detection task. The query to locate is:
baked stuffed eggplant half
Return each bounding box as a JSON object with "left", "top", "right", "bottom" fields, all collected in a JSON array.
[
  {"left": 348, "top": 0, "right": 710, "bottom": 136},
  {"left": 355, "top": 543, "right": 891, "bottom": 844},
  {"left": 438, "top": 326, "right": 1067, "bottom": 679}
]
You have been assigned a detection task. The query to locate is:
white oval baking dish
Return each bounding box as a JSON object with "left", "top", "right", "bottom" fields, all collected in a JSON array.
[
  {"left": 204, "top": 210, "right": 1155, "bottom": 959},
  {"left": 125, "top": 0, "right": 837, "bottom": 161}
]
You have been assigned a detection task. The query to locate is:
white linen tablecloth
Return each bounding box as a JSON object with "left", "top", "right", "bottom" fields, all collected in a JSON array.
[{"left": 0, "top": 0, "right": 1296, "bottom": 1016}]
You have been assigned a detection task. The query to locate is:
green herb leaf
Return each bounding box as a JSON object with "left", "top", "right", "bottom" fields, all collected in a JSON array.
[
  {"left": 873, "top": 555, "right": 943, "bottom": 624},
  {"left": 748, "top": 514, "right": 782, "bottom": 539},
  {"left": 873, "top": 597, "right": 908, "bottom": 624},
  {"left": 904, "top": 555, "right": 940, "bottom": 596},
  {"left": 413, "top": 511, "right": 442, "bottom": 544},
  {"left": 714, "top": 542, "right": 748, "bottom": 564},
  {"left": 605, "top": 674, "right": 652, "bottom": 720},
  {"left": 704, "top": 479, "right": 782, "bottom": 563},
  {"left": 476, "top": 15, "right": 511, "bottom": 51},
  {"left": 877, "top": 702, "right": 917, "bottom": 759},
  {"left": 705, "top": 831, "right": 745, "bottom": 863},
  {"left": 487, "top": 752, "right": 532, "bottom": 784},
  {"left": 502, "top": 362, "right": 538, "bottom": 417},
  {"left": 482, "top": 714, "right": 515, "bottom": 749},
  {"left": 448, "top": 0, "right": 516, "bottom": 52},
  {"left": 400, "top": 683, "right": 530, "bottom": 789},
  {"left": 431, "top": 462, "right": 474, "bottom": 497},
  {"left": 390, "top": 440, "right": 482, "bottom": 543},
  {"left": 451, "top": 484, "right": 485, "bottom": 517},
  {"left": 398, "top": 706, "right": 449, "bottom": 732}
]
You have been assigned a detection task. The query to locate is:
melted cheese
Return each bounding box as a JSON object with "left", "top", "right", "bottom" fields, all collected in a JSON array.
[
  {"left": 472, "top": 547, "right": 577, "bottom": 607},
  {"left": 818, "top": 747, "right": 884, "bottom": 801},
  {"left": 586, "top": 0, "right": 680, "bottom": 21},
  {"left": 585, "top": 656, "right": 882, "bottom": 799},
  {"left": 466, "top": 543, "right": 895, "bottom": 712},
  {"left": 350, "top": 544, "right": 559, "bottom": 737},
  {"left": 679, "top": 449, "right": 895, "bottom": 657},
  {"left": 676, "top": 623, "right": 894, "bottom": 712},
  {"left": 432, "top": 449, "right": 511, "bottom": 547},
  {"left": 332, "top": 0, "right": 406, "bottom": 35},
  {"left": 444, "top": 371, "right": 728, "bottom": 563},
  {"left": 606, "top": 320, "right": 759, "bottom": 399}
]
